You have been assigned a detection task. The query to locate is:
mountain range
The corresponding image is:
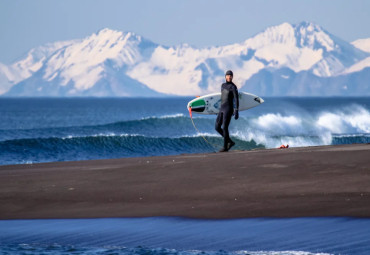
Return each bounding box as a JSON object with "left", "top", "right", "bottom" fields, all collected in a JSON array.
[{"left": 1, "top": 21, "right": 369, "bottom": 97}]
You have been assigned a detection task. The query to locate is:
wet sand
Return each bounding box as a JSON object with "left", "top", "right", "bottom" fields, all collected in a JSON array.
[{"left": 0, "top": 144, "right": 369, "bottom": 219}]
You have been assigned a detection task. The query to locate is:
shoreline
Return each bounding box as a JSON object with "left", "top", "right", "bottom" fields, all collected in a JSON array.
[{"left": 1, "top": 144, "right": 369, "bottom": 220}]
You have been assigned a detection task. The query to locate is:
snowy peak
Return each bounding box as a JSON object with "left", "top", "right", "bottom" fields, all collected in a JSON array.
[
  {"left": 245, "top": 22, "right": 333, "bottom": 50},
  {"left": 351, "top": 38, "right": 370, "bottom": 53},
  {"left": 244, "top": 21, "right": 368, "bottom": 77},
  {"left": 244, "top": 22, "right": 327, "bottom": 73},
  {"left": 89, "top": 28, "right": 154, "bottom": 53},
  {"left": 245, "top": 22, "right": 296, "bottom": 49},
  {"left": 62, "top": 28, "right": 155, "bottom": 65},
  {"left": 294, "top": 21, "right": 335, "bottom": 51},
  {"left": 42, "top": 28, "right": 157, "bottom": 91}
]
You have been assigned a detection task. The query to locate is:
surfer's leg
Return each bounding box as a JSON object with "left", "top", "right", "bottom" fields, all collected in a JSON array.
[
  {"left": 222, "top": 111, "right": 233, "bottom": 149},
  {"left": 215, "top": 112, "right": 224, "bottom": 137}
]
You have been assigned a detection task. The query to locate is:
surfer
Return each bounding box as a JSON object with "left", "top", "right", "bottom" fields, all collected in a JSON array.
[{"left": 215, "top": 70, "right": 239, "bottom": 152}]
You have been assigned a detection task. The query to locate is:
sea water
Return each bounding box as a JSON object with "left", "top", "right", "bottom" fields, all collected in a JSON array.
[
  {"left": 1, "top": 98, "right": 370, "bottom": 254},
  {"left": 1, "top": 217, "right": 370, "bottom": 255},
  {"left": 0, "top": 97, "right": 369, "bottom": 165}
]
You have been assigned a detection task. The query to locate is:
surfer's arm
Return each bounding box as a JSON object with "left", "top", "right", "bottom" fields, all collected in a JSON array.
[
  {"left": 232, "top": 85, "right": 239, "bottom": 120},
  {"left": 232, "top": 85, "right": 239, "bottom": 110}
]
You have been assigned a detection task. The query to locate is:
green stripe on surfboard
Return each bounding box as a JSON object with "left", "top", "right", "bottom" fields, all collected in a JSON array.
[{"left": 190, "top": 99, "right": 206, "bottom": 108}]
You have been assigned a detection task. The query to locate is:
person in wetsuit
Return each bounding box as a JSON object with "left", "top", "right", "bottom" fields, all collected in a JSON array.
[{"left": 215, "top": 70, "right": 239, "bottom": 152}]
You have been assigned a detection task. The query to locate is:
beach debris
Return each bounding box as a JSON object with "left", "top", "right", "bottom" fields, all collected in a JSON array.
[{"left": 279, "top": 144, "right": 289, "bottom": 149}]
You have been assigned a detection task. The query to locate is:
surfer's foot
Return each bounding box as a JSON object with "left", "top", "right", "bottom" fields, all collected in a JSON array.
[
  {"left": 227, "top": 141, "right": 235, "bottom": 150},
  {"left": 219, "top": 147, "right": 229, "bottom": 152}
]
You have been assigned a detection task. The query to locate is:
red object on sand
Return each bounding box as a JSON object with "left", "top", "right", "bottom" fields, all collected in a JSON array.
[{"left": 279, "top": 144, "right": 289, "bottom": 149}]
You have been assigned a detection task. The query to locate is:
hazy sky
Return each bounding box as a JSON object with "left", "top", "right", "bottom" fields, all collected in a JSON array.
[{"left": 1, "top": 0, "right": 369, "bottom": 64}]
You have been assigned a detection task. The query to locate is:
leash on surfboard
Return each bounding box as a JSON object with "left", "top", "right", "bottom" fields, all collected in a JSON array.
[{"left": 188, "top": 107, "right": 219, "bottom": 152}]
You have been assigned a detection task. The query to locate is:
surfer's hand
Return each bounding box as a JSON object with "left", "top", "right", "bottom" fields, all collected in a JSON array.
[{"left": 234, "top": 109, "right": 239, "bottom": 120}]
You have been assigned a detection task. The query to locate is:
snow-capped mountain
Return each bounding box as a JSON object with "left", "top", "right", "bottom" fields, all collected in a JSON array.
[
  {"left": 3, "top": 29, "right": 162, "bottom": 97},
  {"left": 127, "top": 22, "right": 369, "bottom": 96},
  {"left": 1, "top": 21, "right": 369, "bottom": 97}
]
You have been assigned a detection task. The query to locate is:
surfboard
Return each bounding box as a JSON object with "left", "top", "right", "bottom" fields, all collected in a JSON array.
[{"left": 187, "top": 92, "right": 264, "bottom": 115}]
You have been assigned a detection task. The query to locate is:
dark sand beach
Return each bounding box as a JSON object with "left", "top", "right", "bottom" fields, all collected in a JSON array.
[{"left": 0, "top": 144, "right": 369, "bottom": 219}]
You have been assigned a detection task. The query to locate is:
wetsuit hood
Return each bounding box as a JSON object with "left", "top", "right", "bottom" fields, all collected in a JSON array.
[{"left": 225, "top": 70, "right": 233, "bottom": 76}]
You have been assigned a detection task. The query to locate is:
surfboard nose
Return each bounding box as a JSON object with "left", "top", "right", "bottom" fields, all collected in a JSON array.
[
  {"left": 188, "top": 98, "right": 206, "bottom": 112},
  {"left": 254, "top": 97, "right": 264, "bottom": 104}
]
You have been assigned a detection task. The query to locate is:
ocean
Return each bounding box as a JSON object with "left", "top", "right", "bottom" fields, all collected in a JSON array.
[
  {"left": 0, "top": 97, "right": 369, "bottom": 165},
  {"left": 1, "top": 97, "right": 370, "bottom": 255}
]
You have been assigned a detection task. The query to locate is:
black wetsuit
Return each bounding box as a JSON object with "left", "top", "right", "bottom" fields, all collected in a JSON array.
[{"left": 215, "top": 81, "right": 239, "bottom": 149}]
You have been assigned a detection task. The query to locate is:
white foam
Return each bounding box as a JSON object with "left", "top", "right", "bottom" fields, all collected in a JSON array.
[
  {"left": 317, "top": 106, "right": 370, "bottom": 134},
  {"left": 232, "top": 105, "right": 370, "bottom": 148},
  {"left": 168, "top": 250, "right": 333, "bottom": 255},
  {"left": 21, "top": 161, "right": 34, "bottom": 165},
  {"left": 182, "top": 133, "right": 220, "bottom": 138},
  {"left": 61, "top": 133, "right": 141, "bottom": 139},
  {"left": 234, "top": 128, "right": 332, "bottom": 149},
  {"left": 236, "top": 251, "right": 332, "bottom": 255},
  {"left": 253, "top": 113, "right": 303, "bottom": 135},
  {"left": 141, "top": 113, "right": 185, "bottom": 120},
  {"left": 235, "top": 251, "right": 332, "bottom": 255},
  {"left": 159, "top": 113, "right": 185, "bottom": 119}
]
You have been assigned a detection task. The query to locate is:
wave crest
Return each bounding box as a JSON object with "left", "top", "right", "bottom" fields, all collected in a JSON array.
[
  {"left": 317, "top": 106, "right": 370, "bottom": 134},
  {"left": 233, "top": 105, "right": 370, "bottom": 148},
  {"left": 0, "top": 134, "right": 263, "bottom": 165}
]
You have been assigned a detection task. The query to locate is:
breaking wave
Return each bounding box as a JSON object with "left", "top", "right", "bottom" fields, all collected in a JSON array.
[
  {"left": 0, "top": 133, "right": 263, "bottom": 165},
  {"left": 234, "top": 104, "right": 370, "bottom": 148},
  {"left": 0, "top": 104, "right": 369, "bottom": 165}
]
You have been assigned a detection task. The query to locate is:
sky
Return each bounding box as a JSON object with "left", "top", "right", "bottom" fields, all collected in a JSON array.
[{"left": 1, "top": 0, "right": 370, "bottom": 64}]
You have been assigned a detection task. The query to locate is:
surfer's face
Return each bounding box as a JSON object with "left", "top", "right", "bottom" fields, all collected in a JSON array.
[{"left": 225, "top": 75, "right": 233, "bottom": 82}]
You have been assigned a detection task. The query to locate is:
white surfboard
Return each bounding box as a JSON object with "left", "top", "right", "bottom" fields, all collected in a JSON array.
[{"left": 187, "top": 92, "right": 264, "bottom": 115}]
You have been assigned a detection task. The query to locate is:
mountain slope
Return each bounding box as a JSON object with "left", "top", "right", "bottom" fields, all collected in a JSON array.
[
  {"left": 242, "top": 66, "right": 370, "bottom": 96},
  {"left": 0, "top": 40, "right": 76, "bottom": 94}
]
